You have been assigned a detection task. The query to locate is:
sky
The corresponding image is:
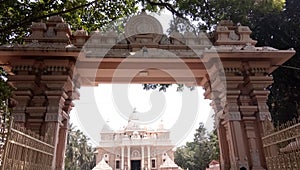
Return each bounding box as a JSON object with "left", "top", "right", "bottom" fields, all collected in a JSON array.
[
  {"left": 69, "top": 11, "right": 215, "bottom": 147},
  {"left": 70, "top": 84, "right": 214, "bottom": 146}
]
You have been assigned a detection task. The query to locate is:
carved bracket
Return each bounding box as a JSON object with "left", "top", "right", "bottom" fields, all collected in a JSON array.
[{"left": 225, "top": 112, "right": 241, "bottom": 121}]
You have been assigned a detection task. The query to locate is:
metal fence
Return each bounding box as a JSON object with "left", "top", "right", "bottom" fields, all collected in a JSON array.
[
  {"left": 0, "top": 121, "right": 54, "bottom": 170},
  {"left": 262, "top": 118, "right": 300, "bottom": 170}
]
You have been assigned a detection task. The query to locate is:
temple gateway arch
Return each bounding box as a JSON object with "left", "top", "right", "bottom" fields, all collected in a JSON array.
[{"left": 0, "top": 13, "right": 295, "bottom": 170}]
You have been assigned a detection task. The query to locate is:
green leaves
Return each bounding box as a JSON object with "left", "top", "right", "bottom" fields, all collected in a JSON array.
[
  {"left": 253, "top": 0, "right": 300, "bottom": 126},
  {"left": 174, "top": 123, "right": 219, "bottom": 170},
  {"left": 0, "top": 68, "right": 12, "bottom": 114},
  {"left": 0, "top": 0, "right": 139, "bottom": 45},
  {"left": 65, "top": 124, "right": 96, "bottom": 170},
  {"left": 166, "top": 0, "right": 299, "bottom": 126},
  {"left": 0, "top": 0, "right": 298, "bottom": 127}
]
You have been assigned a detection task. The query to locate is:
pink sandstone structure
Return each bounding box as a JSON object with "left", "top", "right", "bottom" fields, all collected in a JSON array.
[{"left": 0, "top": 12, "right": 295, "bottom": 170}]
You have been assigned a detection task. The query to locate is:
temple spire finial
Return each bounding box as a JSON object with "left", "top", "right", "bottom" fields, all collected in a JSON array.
[{"left": 128, "top": 107, "right": 138, "bottom": 122}]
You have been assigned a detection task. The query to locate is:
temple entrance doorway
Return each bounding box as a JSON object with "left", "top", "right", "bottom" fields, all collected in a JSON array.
[{"left": 131, "top": 160, "right": 141, "bottom": 170}]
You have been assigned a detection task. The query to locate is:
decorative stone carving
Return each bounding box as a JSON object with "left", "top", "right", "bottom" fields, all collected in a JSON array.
[
  {"left": 245, "top": 61, "right": 271, "bottom": 76},
  {"left": 56, "top": 22, "right": 71, "bottom": 38},
  {"left": 224, "top": 67, "right": 242, "bottom": 75},
  {"left": 183, "top": 31, "right": 197, "bottom": 45},
  {"left": 48, "top": 15, "right": 64, "bottom": 23},
  {"left": 225, "top": 112, "right": 241, "bottom": 121},
  {"left": 169, "top": 31, "right": 184, "bottom": 45},
  {"left": 228, "top": 31, "right": 240, "bottom": 40},
  {"left": 238, "top": 26, "right": 254, "bottom": 43},
  {"left": 74, "top": 29, "right": 88, "bottom": 47},
  {"left": 125, "top": 12, "right": 163, "bottom": 44},
  {"left": 25, "top": 15, "right": 71, "bottom": 46},
  {"left": 45, "top": 112, "right": 63, "bottom": 122},
  {"left": 12, "top": 113, "right": 26, "bottom": 122},
  {"left": 214, "top": 20, "right": 257, "bottom": 46},
  {"left": 102, "top": 31, "right": 117, "bottom": 44},
  {"left": 30, "top": 22, "right": 47, "bottom": 38},
  {"left": 198, "top": 32, "right": 211, "bottom": 45},
  {"left": 160, "top": 34, "right": 170, "bottom": 45},
  {"left": 26, "top": 106, "right": 47, "bottom": 117},
  {"left": 131, "top": 150, "right": 140, "bottom": 157}
]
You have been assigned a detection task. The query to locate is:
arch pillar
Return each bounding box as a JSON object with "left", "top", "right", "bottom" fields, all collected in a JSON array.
[
  {"left": 204, "top": 60, "right": 272, "bottom": 170},
  {"left": 240, "top": 61, "right": 274, "bottom": 169},
  {"left": 219, "top": 75, "right": 250, "bottom": 170},
  {"left": 7, "top": 58, "right": 80, "bottom": 170}
]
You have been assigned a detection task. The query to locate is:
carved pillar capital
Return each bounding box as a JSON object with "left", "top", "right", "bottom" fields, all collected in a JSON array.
[
  {"left": 7, "top": 58, "right": 80, "bottom": 170},
  {"left": 224, "top": 112, "right": 241, "bottom": 122},
  {"left": 8, "top": 74, "right": 36, "bottom": 126},
  {"left": 45, "top": 113, "right": 63, "bottom": 123},
  {"left": 246, "top": 75, "right": 273, "bottom": 128}
]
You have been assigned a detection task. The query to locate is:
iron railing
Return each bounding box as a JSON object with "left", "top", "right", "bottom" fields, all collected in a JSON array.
[
  {"left": 0, "top": 120, "right": 55, "bottom": 170},
  {"left": 262, "top": 118, "right": 300, "bottom": 170}
]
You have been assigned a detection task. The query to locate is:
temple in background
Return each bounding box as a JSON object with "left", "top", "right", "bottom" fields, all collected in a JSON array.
[{"left": 94, "top": 111, "right": 180, "bottom": 170}]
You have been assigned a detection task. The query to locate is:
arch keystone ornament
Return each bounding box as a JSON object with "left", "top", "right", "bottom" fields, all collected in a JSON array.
[
  {"left": 125, "top": 11, "right": 163, "bottom": 45},
  {"left": 0, "top": 14, "right": 295, "bottom": 170}
]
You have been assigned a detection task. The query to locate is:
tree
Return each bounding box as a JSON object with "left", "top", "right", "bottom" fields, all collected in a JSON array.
[
  {"left": 205, "top": 129, "right": 220, "bottom": 163},
  {"left": 0, "top": 0, "right": 184, "bottom": 45},
  {"left": 166, "top": 0, "right": 300, "bottom": 125},
  {"left": 174, "top": 123, "right": 219, "bottom": 170},
  {"left": 1, "top": 0, "right": 298, "bottom": 125},
  {"left": 65, "top": 124, "right": 96, "bottom": 170},
  {"left": 250, "top": 0, "right": 300, "bottom": 125},
  {"left": 0, "top": 0, "right": 139, "bottom": 44},
  {"left": 168, "top": 0, "right": 284, "bottom": 31},
  {"left": 0, "top": 67, "right": 12, "bottom": 123}
]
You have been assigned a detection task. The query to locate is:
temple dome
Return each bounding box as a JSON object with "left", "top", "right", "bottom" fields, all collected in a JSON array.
[
  {"left": 101, "top": 123, "right": 113, "bottom": 133},
  {"left": 124, "top": 108, "right": 142, "bottom": 131}
]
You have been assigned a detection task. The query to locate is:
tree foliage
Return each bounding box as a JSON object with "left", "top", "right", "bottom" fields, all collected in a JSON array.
[
  {"left": 65, "top": 124, "right": 96, "bottom": 170},
  {"left": 142, "top": 84, "right": 195, "bottom": 92},
  {"left": 0, "top": 67, "right": 12, "bottom": 116},
  {"left": 170, "top": 0, "right": 284, "bottom": 31},
  {"left": 0, "top": 0, "right": 180, "bottom": 45},
  {"left": 0, "top": 0, "right": 138, "bottom": 44},
  {"left": 0, "top": 0, "right": 299, "bottom": 126},
  {"left": 174, "top": 123, "right": 219, "bottom": 170},
  {"left": 166, "top": 0, "right": 300, "bottom": 125},
  {"left": 249, "top": 0, "right": 300, "bottom": 125}
]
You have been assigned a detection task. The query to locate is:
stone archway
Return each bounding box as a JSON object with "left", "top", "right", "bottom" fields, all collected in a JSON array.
[{"left": 0, "top": 13, "right": 295, "bottom": 170}]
